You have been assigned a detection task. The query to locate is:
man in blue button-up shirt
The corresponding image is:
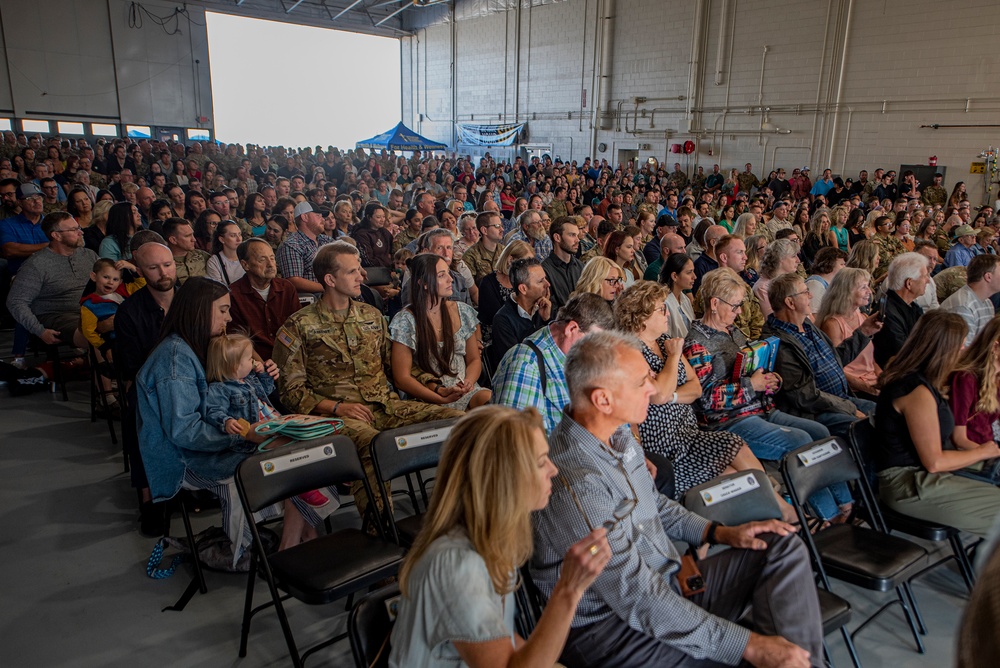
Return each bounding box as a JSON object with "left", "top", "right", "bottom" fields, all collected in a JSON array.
[{"left": 530, "top": 331, "right": 821, "bottom": 668}]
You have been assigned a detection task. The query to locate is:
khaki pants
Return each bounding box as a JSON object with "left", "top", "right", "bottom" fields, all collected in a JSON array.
[
  {"left": 878, "top": 465, "right": 1000, "bottom": 538},
  {"left": 340, "top": 399, "right": 464, "bottom": 526}
]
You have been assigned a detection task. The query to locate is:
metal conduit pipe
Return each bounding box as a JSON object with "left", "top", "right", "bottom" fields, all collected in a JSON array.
[
  {"left": 826, "top": 0, "right": 854, "bottom": 169},
  {"left": 687, "top": 0, "right": 708, "bottom": 130},
  {"left": 809, "top": 0, "right": 835, "bottom": 162},
  {"left": 715, "top": 0, "right": 730, "bottom": 86},
  {"left": 598, "top": 0, "right": 616, "bottom": 131},
  {"left": 589, "top": 0, "right": 604, "bottom": 157}
]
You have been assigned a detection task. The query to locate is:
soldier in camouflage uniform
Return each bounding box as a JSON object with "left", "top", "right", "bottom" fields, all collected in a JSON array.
[
  {"left": 546, "top": 186, "right": 569, "bottom": 222},
  {"left": 668, "top": 163, "right": 689, "bottom": 191},
  {"left": 164, "top": 219, "right": 210, "bottom": 285},
  {"left": 922, "top": 174, "right": 948, "bottom": 208},
  {"left": 935, "top": 265, "right": 967, "bottom": 303},
  {"left": 871, "top": 215, "right": 905, "bottom": 280},
  {"left": 272, "top": 242, "right": 463, "bottom": 522},
  {"left": 462, "top": 211, "right": 505, "bottom": 285},
  {"left": 737, "top": 163, "right": 761, "bottom": 196}
]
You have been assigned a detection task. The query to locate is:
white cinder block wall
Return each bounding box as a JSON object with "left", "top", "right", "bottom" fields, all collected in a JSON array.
[{"left": 402, "top": 0, "right": 1000, "bottom": 204}]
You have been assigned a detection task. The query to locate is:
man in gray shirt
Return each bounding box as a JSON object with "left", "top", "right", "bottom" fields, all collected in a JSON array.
[
  {"left": 6, "top": 211, "right": 98, "bottom": 348},
  {"left": 530, "top": 330, "right": 820, "bottom": 668}
]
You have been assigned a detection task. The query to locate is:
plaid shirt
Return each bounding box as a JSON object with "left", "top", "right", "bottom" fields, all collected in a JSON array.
[
  {"left": 505, "top": 228, "right": 552, "bottom": 261},
  {"left": 275, "top": 230, "right": 333, "bottom": 283},
  {"left": 530, "top": 412, "right": 749, "bottom": 664},
  {"left": 490, "top": 326, "right": 568, "bottom": 433},
  {"left": 766, "top": 315, "right": 849, "bottom": 399}
]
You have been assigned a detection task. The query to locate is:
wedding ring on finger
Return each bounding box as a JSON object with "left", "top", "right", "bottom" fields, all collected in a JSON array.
[{"left": 589, "top": 544, "right": 599, "bottom": 557}]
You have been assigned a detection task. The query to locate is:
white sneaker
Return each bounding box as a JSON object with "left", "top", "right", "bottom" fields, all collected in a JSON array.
[{"left": 10, "top": 357, "right": 27, "bottom": 370}]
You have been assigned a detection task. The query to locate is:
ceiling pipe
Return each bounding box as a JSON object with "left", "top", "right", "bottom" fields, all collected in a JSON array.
[
  {"left": 714, "top": 0, "right": 730, "bottom": 86},
  {"left": 826, "top": 0, "right": 854, "bottom": 170},
  {"left": 597, "top": 0, "right": 616, "bottom": 131}
]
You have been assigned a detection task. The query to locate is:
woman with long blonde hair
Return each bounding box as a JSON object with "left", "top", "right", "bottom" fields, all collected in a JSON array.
[
  {"left": 572, "top": 256, "right": 625, "bottom": 305},
  {"left": 391, "top": 406, "right": 609, "bottom": 667}
]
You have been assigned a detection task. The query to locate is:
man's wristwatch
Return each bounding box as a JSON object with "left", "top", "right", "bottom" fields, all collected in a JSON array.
[{"left": 706, "top": 521, "right": 722, "bottom": 546}]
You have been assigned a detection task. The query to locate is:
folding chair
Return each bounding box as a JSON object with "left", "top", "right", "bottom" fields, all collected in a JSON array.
[
  {"left": 781, "top": 437, "right": 929, "bottom": 654},
  {"left": 88, "top": 346, "right": 117, "bottom": 445},
  {"left": 235, "top": 435, "right": 405, "bottom": 667},
  {"left": 158, "top": 490, "right": 209, "bottom": 613},
  {"left": 848, "top": 418, "right": 977, "bottom": 593},
  {"left": 371, "top": 418, "right": 457, "bottom": 545},
  {"left": 348, "top": 582, "right": 401, "bottom": 668},
  {"left": 683, "top": 470, "right": 862, "bottom": 668}
]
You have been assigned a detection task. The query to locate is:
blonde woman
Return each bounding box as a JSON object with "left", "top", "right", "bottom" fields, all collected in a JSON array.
[
  {"left": 731, "top": 212, "right": 758, "bottom": 239},
  {"left": 742, "top": 233, "right": 767, "bottom": 285},
  {"left": 390, "top": 407, "right": 609, "bottom": 667},
  {"left": 478, "top": 239, "right": 534, "bottom": 343},
  {"left": 828, "top": 206, "right": 850, "bottom": 253},
  {"left": 817, "top": 268, "right": 882, "bottom": 397},
  {"left": 572, "top": 256, "right": 625, "bottom": 305},
  {"left": 753, "top": 239, "right": 801, "bottom": 317},
  {"left": 846, "top": 239, "right": 881, "bottom": 287}
]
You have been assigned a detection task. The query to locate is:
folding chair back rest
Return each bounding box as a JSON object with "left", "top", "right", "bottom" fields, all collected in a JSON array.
[
  {"left": 237, "top": 435, "right": 363, "bottom": 513},
  {"left": 372, "top": 419, "right": 457, "bottom": 482},
  {"left": 781, "top": 437, "right": 859, "bottom": 504},
  {"left": 349, "top": 583, "right": 401, "bottom": 668},
  {"left": 682, "top": 470, "right": 782, "bottom": 526}
]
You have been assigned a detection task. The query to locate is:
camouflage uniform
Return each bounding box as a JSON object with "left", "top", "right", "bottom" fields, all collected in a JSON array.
[
  {"left": 232, "top": 217, "right": 254, "bottom": 241},
  {"left": 173, "top": 250, "right": 210, "bottom": 285},
  {"left": 271, "top": 299, "right": 463, "bottom": 522},
  {"left": 668, "top": 169, "right": 689, "bottom": 191},
  {"left": 872, "top": 234, "right": 905, "bottom": 280},
  {"left": 579, "top": 233, "right": 600, "bottom": 263},
  {"left": 692, "top": 282, "right": 764, "bottom": 340},
  {"left": 392, "top": 227, "right": 420, "bottom": 254},
  {"left": 933, "top": 230, "right": 953, "bottom": 257},
  {"left": 546, "top": 199, "right": 568, "bottom": 222},
  {"left": 42, "top": 199, "right": 66, "bottom": 215},
  {"left": 922, "top": 185, "right": 948, "bottom": 208},
  {"left": 737, "top": 172, "right": 761, "bottom": 195},
  {"left": 636, "top": 202, "right": 659, "bottom": 221},
  {"left": 462, "top": 239, "right": 503, "bottom": 285},
  {"left": 935, "top": 266, "right": 967, "bottom": 303}
]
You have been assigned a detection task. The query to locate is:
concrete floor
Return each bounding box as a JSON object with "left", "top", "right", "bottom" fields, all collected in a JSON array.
[{"left": 0, "top": 378, "right": 968, "bottom": 667}]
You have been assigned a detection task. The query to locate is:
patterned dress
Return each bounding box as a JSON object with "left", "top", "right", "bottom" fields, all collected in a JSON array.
[
  {"left": 389, "top": 302, "right": 484, "bottom": 410},
  {"left": 638, "top": 336, "right": 746, "bottom": 494}
]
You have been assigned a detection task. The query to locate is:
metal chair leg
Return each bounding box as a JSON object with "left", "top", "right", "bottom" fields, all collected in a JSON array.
[
  {"left": 901, "top": 581, "right": 926, "bottom": 635},
  {"left": 895, "top": 586, "right": 925, "bottom": 653},
  {"left": 840, "top": 626, "right": 863, "bottom": 668},
  {"left": 951, "top": 534, "right": 976, "bottom": 593},
  {"left": 180, "top": 500, "right": 207, "bottom": 594},
  {"left": 239, "top": 550, "right": 257, "bottom": 658}
]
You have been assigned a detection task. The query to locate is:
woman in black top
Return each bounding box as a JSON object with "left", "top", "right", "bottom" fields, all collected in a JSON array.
[{"left": 874, "top": 311, "right": 1000, "bottom": 537}]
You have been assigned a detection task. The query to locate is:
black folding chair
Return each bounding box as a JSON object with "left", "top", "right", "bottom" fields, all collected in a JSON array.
[
  {"left": 348, "top": 582, "right": 401, "bottom": 668},
  {"left": 371, "top": 418, "right": 457, "bottom": 545},
  {"left": 88, "top": 346, "right": 117, "bottom": 445},
  {"left": 158, "top": 490, "right": 209, "bottom": 613},
  {"left": 848, "top": 418, "right": 977, "bottom": 593},
  {"left": 683, "top": 470, "right": 862, "bottom": 667},
  {"left": 781, "top": 437, "right": 929, "bottom": 655},
  {"left": 235, "top": 436, "right": 405, "bottom": 667}
]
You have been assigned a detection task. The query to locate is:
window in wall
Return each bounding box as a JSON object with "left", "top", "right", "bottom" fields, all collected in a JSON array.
[
  {"left": 126, "top": 125, "right": 151, "bottom": 139},
  {"left": 92, "top": 123, "right": 119, "bottom": 137},
  {"left": 57, "top": 121, "right": 85, "bottom": 135},
  {"left": 186, "top": 128, "right": 211, "bottom": 141},
  {"left": 0, "top": 118, "right": 11, "bottom": 132},
  {"left": 22, "top": 119, "right": 50, "bottom": 133}
]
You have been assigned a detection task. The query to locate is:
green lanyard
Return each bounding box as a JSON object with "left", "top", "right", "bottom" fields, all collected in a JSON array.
[{"left": 255, "top": 416, "right": 345, "bottom": 451}]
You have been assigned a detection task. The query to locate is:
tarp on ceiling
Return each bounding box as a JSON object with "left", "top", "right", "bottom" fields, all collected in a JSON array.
[{"left": 355, "top": 122, "right": 447, "bottom": 152}]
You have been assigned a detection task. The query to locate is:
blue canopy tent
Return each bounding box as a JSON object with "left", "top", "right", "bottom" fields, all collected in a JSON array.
[{"left": 355, "top": 122, "right": 447, "bottom": 152}]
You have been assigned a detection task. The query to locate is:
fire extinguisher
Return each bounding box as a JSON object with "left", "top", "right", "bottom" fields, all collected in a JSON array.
[{"left": 929, "top": 156, "right": 938, "bottom": 167}]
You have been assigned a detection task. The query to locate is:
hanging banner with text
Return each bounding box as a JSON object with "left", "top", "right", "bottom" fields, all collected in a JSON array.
[{"left": 456, "top": 122, "right": 526, "bottom": 147}]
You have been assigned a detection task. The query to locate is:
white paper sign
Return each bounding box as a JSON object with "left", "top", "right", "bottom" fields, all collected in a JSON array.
[
  {"left": 395, "top": 427, "right": 452, "bottom": 450},
  {"left": 260, "top": 442, "right": 336, "bottom": 476},
  {"left": 797, "top": 439, "right": 842, "bottom": 467},
  {"left": 699, "top": 474, "right": 760, "bottom": 507}
]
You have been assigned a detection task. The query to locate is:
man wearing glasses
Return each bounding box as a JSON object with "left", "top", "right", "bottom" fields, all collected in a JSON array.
[
  {"left": 531, "top": 331, "right": 821, "bottom": 668},
  {"left": 463, "top": 210, "right": 506, "bottom": 286},
  {"left": 6, "top": 211, "right": 97, "bottom": 348}
]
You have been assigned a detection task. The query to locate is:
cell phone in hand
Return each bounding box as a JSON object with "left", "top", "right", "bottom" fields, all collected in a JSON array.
[{"left": 876, "top": 294, "right": 888, "bottom": 321}]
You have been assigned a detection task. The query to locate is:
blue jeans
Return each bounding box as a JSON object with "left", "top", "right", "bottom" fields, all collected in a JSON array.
[
  {"left": 724, "top": 410, "right": 853, "bottom": 520},
  {"left": 813, "top": 397, "right": 877, "bottom": 439}
]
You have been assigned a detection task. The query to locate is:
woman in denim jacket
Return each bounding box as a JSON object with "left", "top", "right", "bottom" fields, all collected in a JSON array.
[{"left": 136, "top": 278, "right": 333, "bottom": 562}]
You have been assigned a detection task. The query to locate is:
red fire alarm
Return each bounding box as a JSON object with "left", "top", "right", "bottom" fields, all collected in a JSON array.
[
  {"left": 929, "top": 156, "right": 938, "bottom": 167},
  {"left": 683, "top": 140, "right": 695, "bottom": 155}
]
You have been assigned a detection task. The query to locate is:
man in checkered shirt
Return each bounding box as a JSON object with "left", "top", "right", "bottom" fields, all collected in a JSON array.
[{"left": 530, "top": 331, "right": 821, "bottom": 668}]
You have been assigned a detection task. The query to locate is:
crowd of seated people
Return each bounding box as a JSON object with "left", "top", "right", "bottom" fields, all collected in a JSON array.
[{"left": 7, "top": 129, "right": 1000, "bottom": 666}]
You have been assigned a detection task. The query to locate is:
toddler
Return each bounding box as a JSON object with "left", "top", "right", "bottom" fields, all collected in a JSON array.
[
  {"left": 80, "top": 258, "right": 143, "bottom": 361},
  {"left": 205, "top": 333, "right": 330, "bottom": 508}
]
